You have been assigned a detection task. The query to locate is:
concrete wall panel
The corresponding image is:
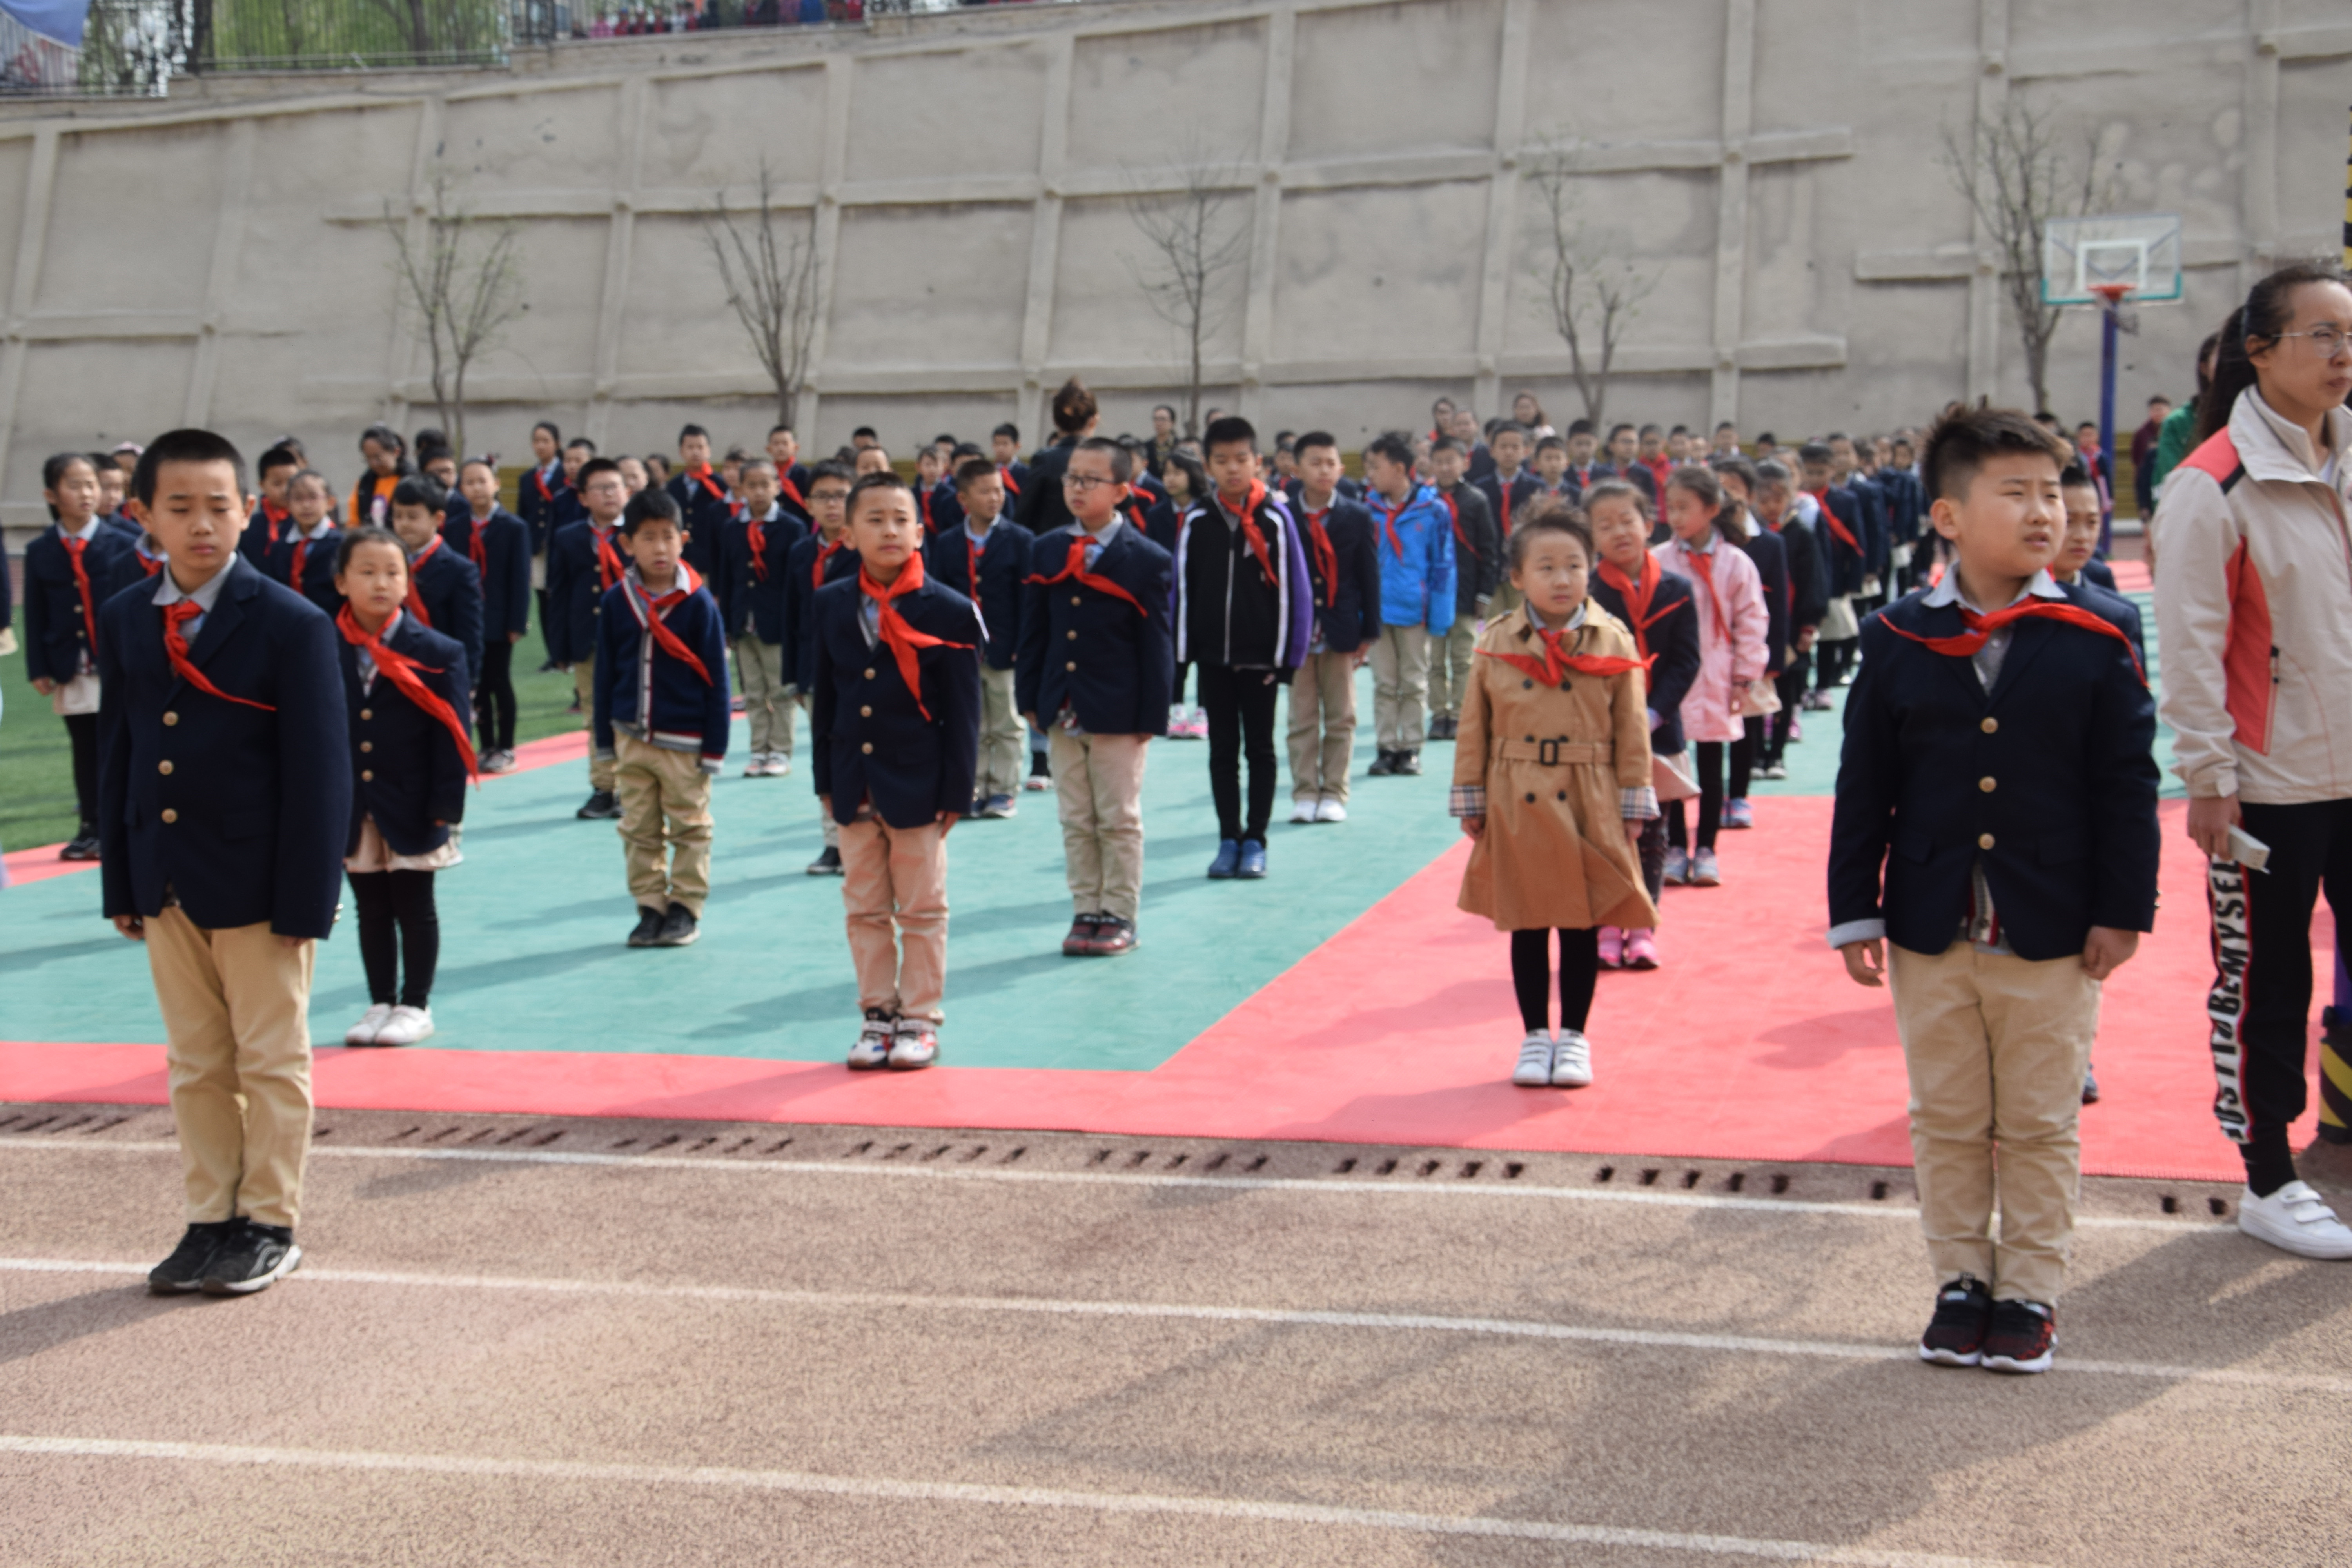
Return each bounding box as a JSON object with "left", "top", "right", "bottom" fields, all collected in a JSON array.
[
  {"left": 39, "top": 127, "right": 221, "bottom": 316},
  {"left": 646, "top": 66, "right": 828, "bottom": 189},
  {"left": 1067, "top": 19, "right": 1267, "bottom": 172},
  {"left": 828, "top": 203, "right": 1033, "bottom": 370},
  {"left": 1050, "top": 193, "right": 1250, "bottom": 371},
  {"left": 19, "top": 339, "right": 196, "bottom": 453},
  {"left": 1523, "top": 0, "right": 1720, "bottom": 146},
  {"left": 1271, "top": 181, "right": 1486, "bottom": 361},
  {"left": 846, "top": 45, "right": 1047, "bottom": 183},
  {"left": 1289, "top": 0, "right": 1501, "bottom": 161},
  {"left": 441, "top": 84, "right": 625, "bottom": 190}
]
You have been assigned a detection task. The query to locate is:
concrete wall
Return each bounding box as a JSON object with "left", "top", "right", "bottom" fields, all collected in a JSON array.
[{"left": 0, "top": 0, "right": 2347, "bottom": 539}]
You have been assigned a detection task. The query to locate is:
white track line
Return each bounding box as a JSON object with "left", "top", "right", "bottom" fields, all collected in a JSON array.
[
  {"left": 0, "top": 1135, "right": 2229, "bottom": 1233},
  {"left": 7, "top": 1257, "right": 2336, "bottom": 1395},
  {"left": 0, "top": 1433, "right": 2042, "bottom": 1568}
]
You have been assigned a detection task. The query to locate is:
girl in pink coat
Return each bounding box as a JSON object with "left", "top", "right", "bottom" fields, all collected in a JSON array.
[{"left": 1654, "top": 466, "right": 1769, "bottom": 887}]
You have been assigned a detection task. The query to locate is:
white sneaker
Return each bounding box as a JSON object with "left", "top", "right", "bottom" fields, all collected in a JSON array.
[
  {"left": 1550, "top": 1028, "right": 1593, "bottom": 1087},
  {"left": 1289, "top": 798, "right": 1318, "bottom": 824},
  {"left": 373, "top": 1005, "right": 435, "bottom": 1047},
  {"left": 2237, "top": 1180, "right": 2352, "bottom": 1259},
  {"left": 345, "top": 1003, "right": 393, "bottom": 1047},
  {"left": 1662, "top": 847, "right": 1689, "bottom": 885},
  {"left": 888, "top": 1017, "right": 939, "bottom": 1070},
  {"left": 481, "top": 750, "right": 516, "bottom": 775},
  {"left": 768, "top": 754, "right": 791, "bottom": 777},
  {"left": 1315, "top": 798, "right": 1348, "bottom": 823},
  {"left": 743, "top": 755, "right": 766, "bottom": 777},
  {"left": 1511, "top": 1032, "right": 1554, "bottom": 1087},
  {"left": 848, "top": 1011, "right": 895, "bottom": 1070},
  {"left": 1688, "top": 848, "right": 1722, "bottom": 887}
]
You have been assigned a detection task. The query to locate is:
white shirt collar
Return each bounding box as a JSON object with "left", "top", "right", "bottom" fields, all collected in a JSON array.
[
  {"left": 300, "top": 517, "right": 337, "bottom": 541},
  {"left": 1079, "top": 517, "right": 1122, "bottom": 552},
  {"left": 1528, "top": 601, "right": 1588, "bottom": 633},
  {"left": 152, "top": 560, "right": 236, "bottom": 613},
  {"left": 61, "top": 515, "right": 101, "bottom": 544},
  {"left": 1922, "top": 567, "right": 2063, "bottom": 613}
]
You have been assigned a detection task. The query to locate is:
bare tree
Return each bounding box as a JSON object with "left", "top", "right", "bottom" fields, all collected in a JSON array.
[
  {"left": 383, "top": 170, "right": 524, "bottom": 457},
  {"left": 703, "top": 159, "right": 824, "bottom": 429},
  {"left": 1122, "top": 145, "right": 1251, "bottom": 439},
  {"left": 1523, "top": 136, "right": 1660, "bottom": 428},
  {"left": 1941, "top": 98, "right": 2110, "bottom": 413}
]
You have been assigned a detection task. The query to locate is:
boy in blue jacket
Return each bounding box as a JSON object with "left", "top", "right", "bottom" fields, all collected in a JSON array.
[
  {"left": 1285, "top": 432, "right": 1381, "bottom": 823},
  {"left": 593, "top": 487, "right": 731, "bottom": 949},
  {"left": 99, "top": 428, "right": 352, "bottom": 1298},
  {"left": 927, "top": 456, "right": 1034, "bottom": 817},
  {"left": 812, "top": 472, "right": 983, "bottom": 1071},
  {"left": 1829, "top": 407, "right": 2158, "bottom": 1376},
  {"left": 1360, "top": 431, "right": 1456, "bottom": 777}
]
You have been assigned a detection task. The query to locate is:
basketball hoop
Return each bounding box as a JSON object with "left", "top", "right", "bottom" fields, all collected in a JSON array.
[{"left": 2089, "top": 279, "right": 2139, "bottom": 335}]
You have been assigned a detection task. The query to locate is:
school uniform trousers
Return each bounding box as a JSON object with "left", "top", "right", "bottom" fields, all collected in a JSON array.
[
  {"left": 786, "top": 534, "right": 861, "bottom": 844},
  {"left": 1431, "top": 483, "right": 1501, "bottom": 719},
  {"left": 594, "top": 576, "right": 732, "bottom": 917},
  {"left": 1289, "top": 501, "right": 1382, "bottom": 805},
  {"left": 96, "top": 558, "right": 352, "bottom": 1230},
  {"left": 1827, "top": 582, "right": 2157, "bottom": 1303},
  {"left": 442, "top": 508, "right": 532, "bottom": 751},
  {"left": 725, "top": 506, "right": 810, "bottom": 760},
  {"left": 927, "top": 518, "right": 1036, "bottom": 801},
  {"left": 810, "top": 575, "right": 982, "bottom": 1022},
  {"left": 547, "top": 521, "right": 626, "bottom": 793},
  {"left": 1016, "top": 522, "right": 1174, "bottom": 924}
]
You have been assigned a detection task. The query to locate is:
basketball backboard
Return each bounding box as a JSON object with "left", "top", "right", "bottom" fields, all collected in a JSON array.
[{"left": 2042, "top": 213, "right": 2183, "bottom": 306}]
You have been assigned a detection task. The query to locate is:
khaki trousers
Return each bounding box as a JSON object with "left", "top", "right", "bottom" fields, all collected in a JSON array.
[
  {"left": 1287, "top": 652, "right": 1358, "bottom": 803},
  {"left": 734, "top": 635, "right": 792, "bottom": 759},
  {"left": 146, "top": 906, "right": 314, "bottom": 1229},
  {"left": 1050, "top": 728, "right": 1149, "bottom": 922},
  {"left": 615, "top": 733, "right": 715, "bottom": 916},
  {"left": 575, "top": 653, "right": 615, "bottom": 791},
  {"left": 1431, "top": 611, "right": 1481, "bottom": 718},
  {"left": 1888, "top": 940, "right": 2101, "bottom": 1305},
  {"left": 840, "top": 815, "right": 949, "bottom": 1022},
  {"left": 1367, "top": 624, "right": 1432, "bottom": 751},
  {"left": 977, "top": 665, "right": 1024, "bottom": 800}
]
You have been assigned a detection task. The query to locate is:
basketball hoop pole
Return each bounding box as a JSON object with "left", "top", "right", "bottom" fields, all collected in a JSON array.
[{"left": 2091, "top": 281, "right": 2134, "bottom": 555}]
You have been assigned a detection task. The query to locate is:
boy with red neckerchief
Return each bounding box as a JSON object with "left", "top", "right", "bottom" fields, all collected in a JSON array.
[
  {"left": 1284, "top": 432, "right": 1381, "bottom": 824},
  {"left": 724, "top": 457, "right": 809, "bottom": 780},
  {"left": 1799, "top": 441, "right": 1873, "bottom": 700},
  {"left": 785, "top": 463, "right": 858, "bottom": 873},
  {"left": 594, "top": 486, "right": 731, "bottom": 951},
  {"left": 444, "top": 457, "right": 534, "bottom": 772},
  {"left": 664, "top": 423, "right": 734, "bottom": 603},
  {"left": 925, "top": 456, "right": 1034, "bottom": 817},
  {"left": 810, "top": 471, "right": 982, "bottom": 1070},
  {"left": 388, "top": 477, "right": 484, "bottom": 714},
  {"left": 549, "top": 458, "right": 632, "bottom": 820}
]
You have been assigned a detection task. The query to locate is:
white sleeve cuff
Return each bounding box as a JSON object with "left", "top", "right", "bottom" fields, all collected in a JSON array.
[{"left": 1825, "top": 918, "right": 1886, "bottom": 950}]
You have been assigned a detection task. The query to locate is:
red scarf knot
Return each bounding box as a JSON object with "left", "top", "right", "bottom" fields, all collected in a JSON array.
[
  {"left": 1596, "top": 555, "right": 1686, "bottom": 662},
  {"left": 1218, "top": 481, "right": 1277, "bottom": 582},
  {"left": 1479, "top": 615, "right": 1651, "bottom": 686},
  {"left": 162, "top": 597, "right": 274, "bottom": 711},
  {"left": 1303, "top": 505, "right": 1338, "bottom": 608},
  {"left": 1809, "top": 490, "right": 1861, "bottom": 556},
  {"left": 812, "top": 535, "right": 846, "bottom": 590},
  {"left": 1025, "top": 531, "right": 1147, "bottom": 615},
  {"left": 1675, "top": 543, "right": 1732, "bottom": 643},
  {"left": 403, "top": 535, "right": 443, "bottom": 629},
  {"left": 628, "top": 563, "right": 712, "bottom": 686},
  {"left": 746, "top": 508, "right": 773, "bottom": 583},
  {"left": 860, "top": 553, "right": 972, "bottom": 721},
  {"left": 592, "top": 526, "right": 626, "bottom": 593},
  {"left": 1884, "top": 597, "right": 2147, "bottom": 684},
  {"left": 61, "top": 532, "right": 100, "bottom": 659},
  {"left": 337, "top": 606, "right": 478, "bottom": 779}
]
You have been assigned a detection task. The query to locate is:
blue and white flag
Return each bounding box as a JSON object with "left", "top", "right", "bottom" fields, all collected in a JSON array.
[{"left": 0, "top": 0, "right": 89, "bottom": 48}]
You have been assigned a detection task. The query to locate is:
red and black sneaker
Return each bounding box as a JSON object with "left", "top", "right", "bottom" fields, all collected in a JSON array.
[
  {"left": 1981, "top": 1299, "right": 2056, "bottom": 1374},
  {"left": 1088, "top": 915, "right": 1139, "bottom": 956},
  {"left": 1918, "top": 1275, "right": 1992, "bottom": 1367},
  {"left": 1062, "top": 915, "right": 1101, "bottom": 956}
]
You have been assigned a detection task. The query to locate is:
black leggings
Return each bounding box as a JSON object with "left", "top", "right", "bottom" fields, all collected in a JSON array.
[
  {"left": 1171, "top": 661, "right": 1191, "bottom": 708},
  {"left": 1636, "top": 813, "right": 1668, "bottom": 906},
  {"left": 475, "top": 638, "right": 517, "bottom": 752},
  {"left": 1512, "top": 928, "right": 1601, "bottom": 1034},
  {"left": 1197, "top": 663, "right": 1280, "bottom": 842},
  {"left": 1766, "top": 653, "right": 1810, "bottom": 765},
  {"left": 350, "top": 869, "right": 440, "bottom": 1008},
  {"left": 63, "top": 712, "right": 98, "bottom": 830},
  {"left": 1816, "top": 637, "right": 1855, "bottom": 690},
  {"left": 1728, "top": 714, "right": 1766, "bottom": 798},
  {"left": 1666, "top": 741, "right": 1724, "bottom": 852}
]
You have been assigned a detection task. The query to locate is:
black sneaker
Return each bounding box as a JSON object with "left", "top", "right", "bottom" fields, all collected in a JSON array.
[
  {"left": 806, "top": 845, "right": 843, "bottom": 876},
  {"left": 2081, "top": 1063, "right": 2101, "bottom": 1105},
  {"left": 199, "top": 1220, "right": 303, "bottom": 1296},
  {"left": 1918, "top": 1275, "right": 1992, "bottom": 1367},
  {"left": 1367, "top": 751, "right": 1397, "bottom": 777},
  {"left": 60, "top": 831, "right": 101, "bottom": 862},
  {"left": 577, "top": 789, "right": 621, "bottom": 820},
  {"left": 1062, "top": 914, "right": 1102, "bottom": 956},
  {"left": 655, "top": 902, "right": 700, "bottom": 946},
  {"left": 147, "top": 1220, "right": 241, "bottom": 1295},
  {"left": 626, "top": 905, "right": 666, "bottom": 948},
  {"left": 1393, "top": 750, "right": 1423, "bottom": 777},
  {"left": 1981, "top": 1299, "right": 2056, "bottom": 1374},
  {"left": 1089, "top": 914, "right": 1138, "bottom": 955}
]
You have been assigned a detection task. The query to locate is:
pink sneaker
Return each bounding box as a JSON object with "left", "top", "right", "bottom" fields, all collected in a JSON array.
[
  {"left": 1597, "top": 926, "right": 1624, "bottom": 969},
  {"left": 1622, "top": 929, "right": 1660, "bottom": 970}
]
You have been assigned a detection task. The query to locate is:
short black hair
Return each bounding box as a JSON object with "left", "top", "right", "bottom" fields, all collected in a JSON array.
[
  {"left": 575, "top": 456, "right": 624, "bottom": 490},
  {"left": 851, "top": 425, "right": 880, "bottom": 441},
  {"left": 620, "top": 486, "right": 683, "bottom": 535},
  {"left": 257, "top": 446, "right": 301, "bottom": 478},
  {"left": 389, "top": 476, "right": 445, "bottom": 514},
  {"left": 1074, "top": 435, "right": 1134, "bottom": 483},
  {"left": 1920, "top": 406, "right": 2070, "bottom": 503},
  {"left": 360, "top": 423, "right": 406, "bottom": 456},
  {"left": 806, "top": 460, "right": 853, "bottom": 491},
  {"left": 1715, "top": 421, "right": 1738, "bottom": 434},
  {"left": 1293, "top": 430, "right": 1339, "bottom": 458},
  {"left": 1202, "top": 415, "right": 1256, "bottom": 454},
  {"left": 769, "top": 423, "right": 795, "bottom": 439},
  {"left": 131, "top": 428, "right": 247, "bottom": 507},
  {"left": 954, "top": 456, "right": 999, "bottom": 491},
  {"left": 566, "top": 437, "right": 598, "bottom": 456},
  {"left": 460, "top": 455, "right": 498, "bottom": 479},
  {"left": 677, "top": 423, "right": 710, "bottom": 444},
  {"left": 1566, "top": 419, "right": 1595, "bottom": 438},
  {"left": 334, "top": 523, "right": 407, "bottom": 577},
  {"left": 2058, "top": 461, "right": 2096, "bottom": 489},
  {"left": 1607, "top": 423, "right": 1635, "bottom": 441},
  {"left": 992, "top": 422, "right": 1020, "bottom": 443},
  {"left": 1534, "top": 434, "right": 1566, "bottom": 454},
  {"left": 1363, "top": 431, "right": 1417, "bottom": 470},
  {"left": 412, "top": 427, "right": 450, "bottom": 461},
  {"left": 1638, "top": 423, "right": 1663, "bottom": 438},
  {"left": 1430, "top": 435, "right": 1464, "bottom": 457},
  {"left": 1506, "top": 494, "right": 1593, "bottom": 572},
  {"left": 846, "top": 469, "right": 912, "bottom": 520},
  {"left": 1797, "top": 442, "right": 1835, "bottom": 466}
]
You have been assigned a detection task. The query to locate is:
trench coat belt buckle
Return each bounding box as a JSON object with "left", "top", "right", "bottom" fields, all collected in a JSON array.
[{"left": 1493, "top": 738, "right": 1613, "bottom": 766}]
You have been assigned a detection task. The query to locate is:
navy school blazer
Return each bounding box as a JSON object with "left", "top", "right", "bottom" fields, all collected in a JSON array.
[
  {"left": 96, "top": 557, "right": 352, "bottom": 939},
  {"left": 516, "top": 463, "right": 574, "bottom": 555},
  {"left": 440, "top": 507, "right": 533, "bottom": 644},
  {"left": 267, "top": 525, "right": 346, "bottom": 615},
  {"left": 808, "top": 572, "right": 983, "bottom": 828},
  {"left": 1295, "top": 497, "right": 1383, "bottom": 656},
  {"left": 782, "top": 532, "right": 860, "bottom": 689},
  {"left": 926, "top": 518, "right": 1035, "bottom": 671},
  {"left": 1827, "top": 580, "right": 2159, "bottom": 963},
  {"left": 544, "top": 520, "right": 626, "bottom": 666},
  {"left": 22, "top": 523, "right": 138, "bottom": 686},
  {"left": 341, "top": 612, "right": 470, "bottom": 857},
  {"left": 724, "top": 506, "right": 811, "bottom": 644},
  {"left": 665, "top": 470, "right": 735, "bottom": 604},
  {"left": 1014, "top": 521, "right": 1176, "bottom": 738},
  {"left": 591, "top": 574, "right": 733, "bottom": 766},
  {"left": 239, "top": 506, "right": 288, "bottom": 567},
  {"left": 406, "top": 539, "right": 485, "bottom": 687},
  {"left": 1737, "top": 523, "right": 1791, "bottom": 676},
  {"left": 1586, "top": 569, "right": 1703, "bottom": 755}
]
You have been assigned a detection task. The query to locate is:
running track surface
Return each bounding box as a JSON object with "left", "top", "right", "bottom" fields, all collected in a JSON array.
[{"left": 2, "top": 578, "right": 2326, "bottom": 1182}]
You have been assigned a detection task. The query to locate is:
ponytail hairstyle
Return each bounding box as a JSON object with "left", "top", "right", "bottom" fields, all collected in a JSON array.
[
  {"left": 1666, "top": 463, "right": 1748, "bottom": 545},
  {"left": 1050, "top": 377, "right": 1098, "bottom": 438},
  {"left": 2196, "top": 261, "right": 2347, "bottom": 443},
  {"left": 359, "top": 423, "right": 414, "bottom": 476}
]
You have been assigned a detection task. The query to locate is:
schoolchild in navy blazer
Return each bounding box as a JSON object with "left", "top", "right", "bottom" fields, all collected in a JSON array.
[
  {"left": 544, "top": 511, "right": 628, "bottom": 668},
  {"left": 726, "top": 495, "right": 809, "bottom": 647},
  {"left": 441, "top": 501, "right": 532, "bottom": 645},
  {"left": 784, "top": 520, "right": 860, "bottom": 691},
  {"left": 339, "top": 610, "right": 470, "bottom": 857},
  {"left": 926, "top": 508, "right": 1033, "bottom": 671},
  {"left": 23, "top": 513, "right": 137, "bottom": 687},
  {"left": 402, "top": 534, "right": 485, "bottom": 687},
  {"left": 268, "top": 519, "right": 345, "bottom": 615},
  {"left": 592, "top": 561, "right": 733, "bottom": 773},
  {"left": 1015, "top": 515, "right": 1176, "bottom": 737},
  {"left": 98, "top": 554, "right": 352, "bottom": 940},
  {"left": 808, "top": 565, "right": 984, "bottom": 827}
]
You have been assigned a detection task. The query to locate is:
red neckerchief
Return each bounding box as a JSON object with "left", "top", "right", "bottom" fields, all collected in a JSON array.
[
  {"left": 1440, "top": 486, "right": 1480, "bottom": 560},
  {"left": 60, "top": 530, "right": 100, "bottom": 659},
  {"left": 461, "top": 510, "right": 491, "bottom": 576},
  {"left": 964, "top": 521, "right": 991, "bottom": 602},
  {"left": 1675, "top": 541, "right": 1731, "bottom": 642},
  {"left": 777, "top": 470, "right": 806, "bottom": 514},
  {"left": 403, "top": 535, "right": 443, "bottom": 628},
  {"left": 337, "top": 606, "right": 478, "bottom": 777},
  {"left": 260, "top": 498, "right": 288, "bottom": 528},
  {"left": 1884, "top": 596, "right": 2147, "bottom": 684},
  {"left": 813, "top": 534, "right": 845, "bottom": 590},
  {"left": 290, "top": 524, "right": 332, "bottom": 590},
  {"left": 1301, "top": 501, "right": 1338, "bottom": 608},
  {"left": 1642, "top": 454, "right": 1673, "bottom": 495},
  {"left": 1374, "top": 488, "right": 1414, "bottom": 561},
  {"left": 1479, "top": 615, "right": 1649, "bottom": 684},
  {"left": 138, "top": 551, "right": 163, "bottom": 578},
  {"left": 625, "top": 563, "right": 712, "bottom": 686},
  {"left": 999, "top": 465, "right": 1022, "bottom": 497},
  {"left": 162, "top": 597, "right": 273, "bottom": 711},
  {"left": 528, "top": 463, "right": 559, "bottom": 504},
  {"left": 918, "top": 486, "right": 938, "bottom": 534},
  {"left": 1595, "top": 555, "right": 1685, "bottom": 662},
  {"left": 687, "top": 465, "right": 729, "bottom": 512},
  {"left": 746, "top": 506, "right": 776, "bottom": 583},
  {"left": 1808, "top": 489, "right": 1861, "bottom": 555},
  {"left": 591, "top": 525, "right": 625, "bottom": 592},
  {"left": 1217, "top": 482, "right": 1276, "bottom": 581},
  {"left": 1121, "top": 493, "right": 1152, "bottom": 534},
  {"left": 860, "top": 552, "right": 972, "bottom": 721},
  {"left": 1495, "top": 473, "right": 1516, "bottom": 537},
  {"left": 1025, "top": 530, "right": 1147, "bottom": 616}
]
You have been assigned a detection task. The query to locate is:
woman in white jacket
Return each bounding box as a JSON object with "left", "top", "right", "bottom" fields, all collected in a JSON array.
[
  {"left": 1655, "top": 465, "right": 1769, "bottom": 889},
  {"left": 2153, "top": 261, "right": 2352, "bottom": 1259}
]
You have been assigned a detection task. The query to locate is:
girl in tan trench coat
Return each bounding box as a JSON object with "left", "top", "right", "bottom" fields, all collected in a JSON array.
[{"left": 1452, "top": 501, "right": 1660, "bottom": 1090}]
